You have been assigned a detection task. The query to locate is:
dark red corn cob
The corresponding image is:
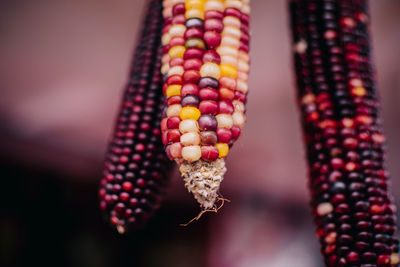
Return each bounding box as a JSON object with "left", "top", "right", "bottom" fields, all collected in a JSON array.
[
  {"left": 289, "top": 0, "right": 399, "bottom": 266},
  {"left": 99, "top": 0, "right": 171, "bottom": 234}
]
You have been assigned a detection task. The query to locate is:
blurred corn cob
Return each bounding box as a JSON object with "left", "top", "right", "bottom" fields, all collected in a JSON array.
[
  {"left": 289, "top": 0, "right": 399, "bottom": 266},
  {"left": 99, "top": 0, "right": 171, "bottom": 234},
  {"left": 160, "top": 0, "right": 250, "bottom": 210}
]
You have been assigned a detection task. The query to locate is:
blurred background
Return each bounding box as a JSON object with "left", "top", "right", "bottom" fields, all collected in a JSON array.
[{"left": 1, "top": 0, "right": 400, "bottom": 266}]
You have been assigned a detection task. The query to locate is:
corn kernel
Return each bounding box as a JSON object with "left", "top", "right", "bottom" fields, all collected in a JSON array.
[
  {"left": 215, "top": 143, "right": 229, "bottom": 158},
  {"left": 351, "top": 87, "right": 366, "bottom": 97},
  {"left": 220, "top": 64, "right": 238, "bottom": 78},
  {"left": 223, "top": 16, "right": 240, "bottom": 28},
  {"left": 216, "top": 114, "right": 233, "bottom": 129},
  {"left": 166, "top": 85, "right": 182, "bottom": 97},
  {"left": 180, "top": 132, "right": 201, "bottom": 146},
  {"left": 185, "top": 38, "right": 205, "bottom": 49},
  {"left": 222, "top": 26, "right": 241, "bottom": 39},
  {"left": 224, "top": 0, "right": 242, "bottom": 9},
  {"left": 185, "top": 0, "right": 204, "bottom": 10},
  {"left": 232, "top": 112, "right": 246, "bottom": 127},
  {"left": 168, "top": 65, "right": 184, "bottom": 76},
  {"left": 168, "top": 46, "right": 185, "bottom": 58},
  {"left": 217, "top": 46, "right": 239, "bottom": 58},
  {"left": 200, "top": 62, "right": 220, "bottom": 79},
  {"left": 221, "top": 36, "right": 240, "bottom": 49},
  {"left": 162, "top": 33, "right": 171, "bottom": 46},
  {"left": 220, "top": 55, "right": 238, "bottom": 67},
  {"left": 161, "top": 63, "right": 170, "bottom": 75},
  {"left": 391, "top": 253, "right": 400, "bottom": 265},
  {"left": 180, "top": 107, "right": 201, "bottom": 120},
  {"left": 179, "top": 119, "right": 199, "bottom": 133},
  {"left": 236, "top": 79, "right": 248, "bottom": 93},
  {"left": 169, "top": 24, "right": 186, "bottom": 37},
  {"left": 167, "top": 104, "right": 182, "bottom": 118},
  {"left": 185, "top": 9, "right": 204, "bottom": 19},
  {"left": 182, "top": 145, "right": 202, "bottom": 162},
  {"left": 204, "top": 1, "right": 224, "bottom": 12}
]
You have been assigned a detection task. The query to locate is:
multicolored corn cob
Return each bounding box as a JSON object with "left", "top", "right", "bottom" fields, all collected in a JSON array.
[
  {"left": 99, "top": 0, "right": 171, "bottom": 234},
  {"left": 160, "top": 0, "right": 250, "bottom": 210},
  {"left": 289, "top": 0, "right": 399, "bottom": 266}
]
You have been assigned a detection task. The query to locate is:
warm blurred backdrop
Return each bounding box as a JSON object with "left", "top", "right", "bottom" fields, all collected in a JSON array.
[{"left": 1, "top": 0, "right": 399, "bottom": 267}]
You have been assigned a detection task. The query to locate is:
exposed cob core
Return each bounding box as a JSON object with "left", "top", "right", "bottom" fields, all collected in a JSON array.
[
  {"left": 160, "top": 0, "right": 250, "bottom": 209},
  {"left": 99, "top": 0, "right": 171, "bottom": 233},
  {"left": 289, "top": 0, "right": 399, "bottom": 266}
]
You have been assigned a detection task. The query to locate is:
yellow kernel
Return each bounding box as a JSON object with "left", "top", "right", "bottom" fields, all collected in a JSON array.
[
  {"left": 185, "top": 9, "right": 204, "bottom": 19},
  {"left": 351, "top": 86, "right": 366, "bottom": 97},
  {"left": 324, "top": 232, "right": 337, "bottom": 244},
  {"left": 220, "top": 64, "right": 238, "bottom": 78},
  {"left": 166, "top": 85, "right": 182, "bottom": 97},
  {"left": 185, "top": 0, "right": 204, "bottom": 10},
  {"left": 185, "top": 38, "right": 205, "bottom": 49},
  {"left": 215, "top": 143, "right": 229, "bottom": 158},
  {"left": 200, "top": 62, "right": 221, "bottom": 79},
  {"left": 391, "top": 253, "right": 400, "bottom": 265},
  {"left": 168, "top": 45, "right": 186, "bottom": 58},
  {"left": 180, "top": 107, "right": 201, "bottom": 120}
]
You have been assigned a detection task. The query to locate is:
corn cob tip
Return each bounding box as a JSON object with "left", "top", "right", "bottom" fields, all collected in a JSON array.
[{"left": 179, "top": 158, "right": 226, "bottom": 209}]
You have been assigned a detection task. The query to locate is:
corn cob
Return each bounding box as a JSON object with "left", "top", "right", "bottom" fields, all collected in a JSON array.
[
  {"left": 99, "top": 0, "right": 171, "bottom": 234},
  {"left": 289, "top": 0, "right": 399, "bottom": 266},
  {"left": 160, "top": 0, "right": 250, "bottom": 210}
]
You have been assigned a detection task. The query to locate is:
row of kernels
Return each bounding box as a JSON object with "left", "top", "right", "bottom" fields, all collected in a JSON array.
[
  {"left": 217, "top": 2, "right": 241, "bottom": 130},
  {"left": 161, "top": 0, "right": 250, "bottom": 163},
  {"left": 205, "top": 1, "right": 238, "bottom": 156},
  {"left": 162, "top": 0, "right": 214, "bottom": 162},
  {"left": 161, "top": 0, "right": 185, "bottom": 160}
]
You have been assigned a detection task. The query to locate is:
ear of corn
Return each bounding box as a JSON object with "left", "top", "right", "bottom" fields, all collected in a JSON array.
[
  {"left": 289, "top": 0, "right": 399, "bottom": 266},
  {"left": 99, "top": 0, "right": 171, "bottom": 234},
  {"left": 161, "top": 0, "right": 250, "bottom": 210}
]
